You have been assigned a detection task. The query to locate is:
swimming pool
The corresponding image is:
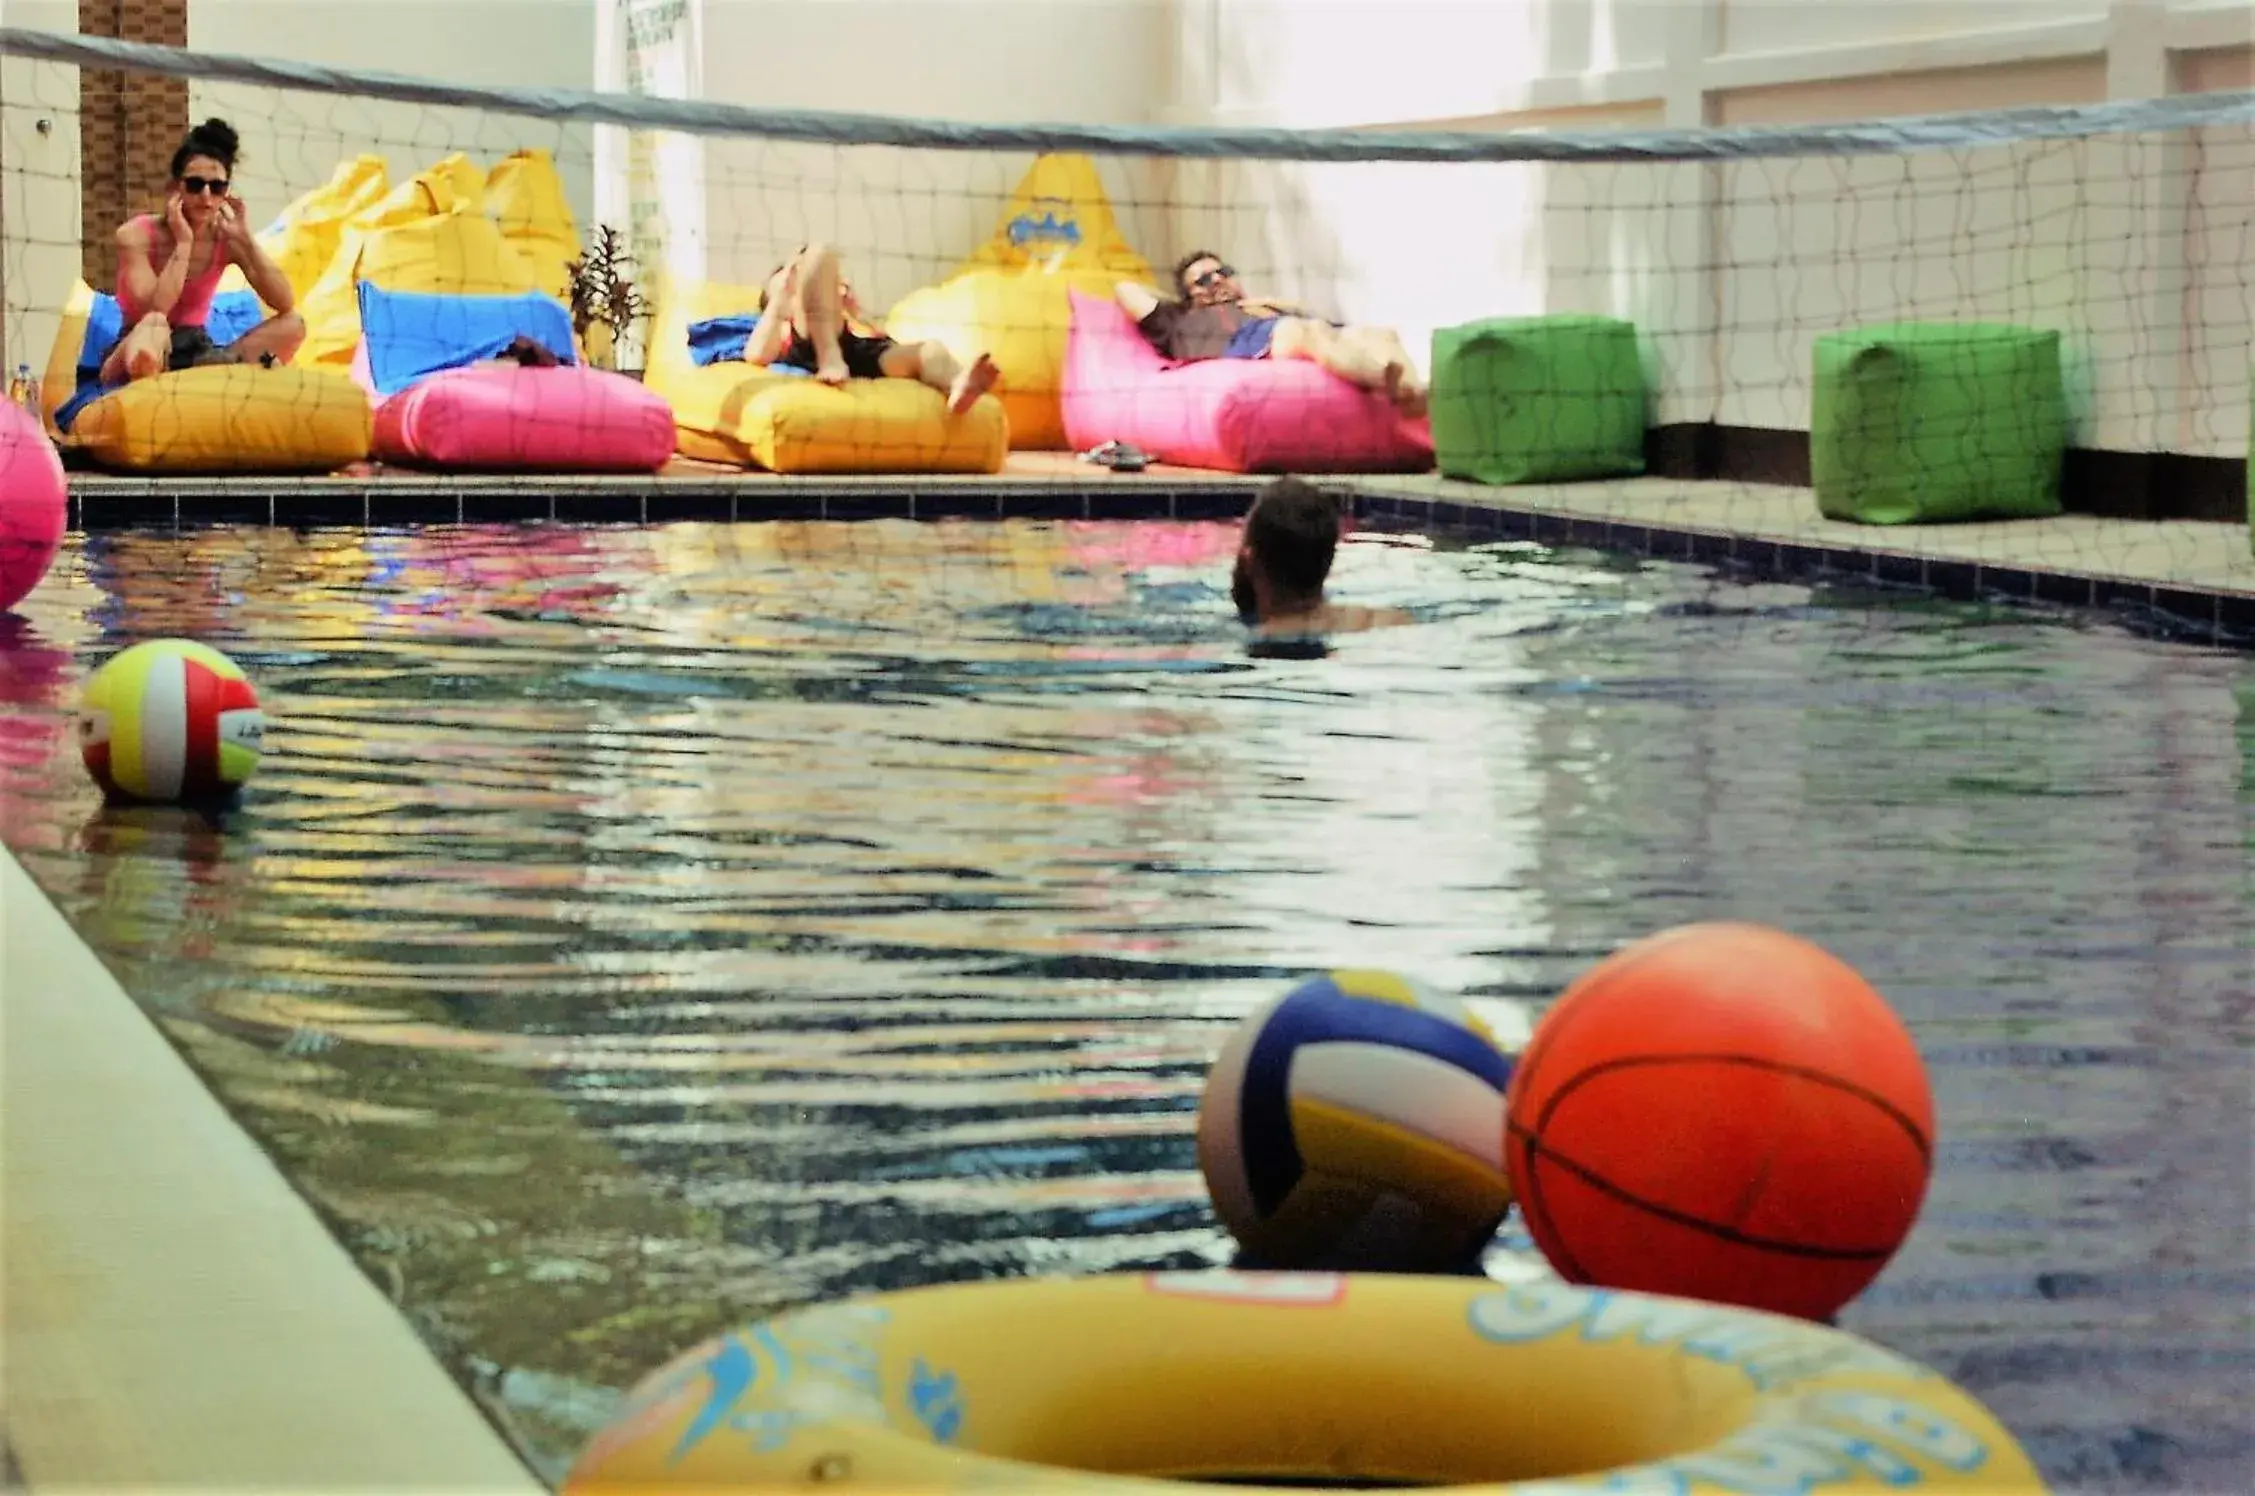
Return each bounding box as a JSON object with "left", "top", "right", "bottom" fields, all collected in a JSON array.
[{"left": 2, "top": 515, "right": 2249, "bottom": 1492}]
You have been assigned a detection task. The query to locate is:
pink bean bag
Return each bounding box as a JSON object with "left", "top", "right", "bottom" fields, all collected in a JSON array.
[
  {"left": 1060, "top": 289, "right": 1433, "bottom": 474},
  {"left": 0, "top": 400, "right": 67, "bottom": 613},
  {"left": 360, "top": 355, "right": 677, "bottom": 473}
]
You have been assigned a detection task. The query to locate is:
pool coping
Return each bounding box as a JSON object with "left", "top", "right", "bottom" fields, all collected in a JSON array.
[
  {"left": 0, "top": 848, "right": 542, "bottom": 1493},
  {"left": 64, "top": 470, "right": 2255, "bottom": 649}
]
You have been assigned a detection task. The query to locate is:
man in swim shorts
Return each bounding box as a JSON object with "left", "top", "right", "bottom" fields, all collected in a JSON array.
[
  {"left": 744, "top": 243, "right": 999, "bottom": 415},
  {"left": 1116, "top": 252, "right": 1427, "bottom": 416},
  {"left": 1231, "top": 477, "right": 1413, "bottom": 639}
]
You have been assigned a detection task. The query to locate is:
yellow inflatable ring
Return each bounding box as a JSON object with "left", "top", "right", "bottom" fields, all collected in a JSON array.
[{"left": 565, "top": 1271, "right": 2048, "bottom": 1493}]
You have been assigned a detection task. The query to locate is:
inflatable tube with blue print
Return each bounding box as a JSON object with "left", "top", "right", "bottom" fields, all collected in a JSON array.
[{"left": 565, "top": 1271, "right": 2048, "bottom": 1493}]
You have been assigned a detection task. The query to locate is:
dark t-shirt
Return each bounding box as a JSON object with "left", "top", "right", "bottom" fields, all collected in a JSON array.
[{"left": 1137, "top": 301, "right": 1250, "bottom": 362}]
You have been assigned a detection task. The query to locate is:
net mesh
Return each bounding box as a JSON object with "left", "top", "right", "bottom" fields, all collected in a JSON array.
[{"left": 0, "top": 27, "right": 2251, "bottom": 604}]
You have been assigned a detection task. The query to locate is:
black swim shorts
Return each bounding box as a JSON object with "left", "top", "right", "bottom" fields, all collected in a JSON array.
[{"left": 777, "top": 330, "right": 896, "bottom": 381}]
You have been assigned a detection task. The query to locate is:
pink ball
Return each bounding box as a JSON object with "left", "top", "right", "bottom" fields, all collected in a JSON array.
[{"left": 0, "top": 401, "right": 66, "bottom": 614}]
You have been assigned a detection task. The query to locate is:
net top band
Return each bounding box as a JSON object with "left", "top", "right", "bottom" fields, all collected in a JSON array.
[{"left": 7, "top": 25, "right": 2255, "bottom": 165}]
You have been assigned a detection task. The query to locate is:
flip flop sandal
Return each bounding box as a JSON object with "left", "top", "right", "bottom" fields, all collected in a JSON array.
[{"left": 1079, "top": 439, "right": 1150, "bottom": 473}]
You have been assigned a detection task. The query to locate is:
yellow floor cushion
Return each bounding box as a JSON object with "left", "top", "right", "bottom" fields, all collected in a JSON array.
[
  {"left": 738, "top": 374, "right": 1007, "bottom": 475},
  {"left": 882, "top": 152, "right": 1156, "bottom": 451},
  {"left": 648, "top": 278, "right": 1007, "bottom": 475},
  {"left": 885, "top": 267, "right": 1122, "bottom": 451},
  {"left": 655, "top": 359, "right": 1007, "bottom": 475},
  {"left": 68, "top": 364, "right": 373, "bottom": 474}
]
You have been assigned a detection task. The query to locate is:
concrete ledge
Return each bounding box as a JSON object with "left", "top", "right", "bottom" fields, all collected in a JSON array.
[{"left": 0, "top": 850, "right": 538, "bottom": 1492}]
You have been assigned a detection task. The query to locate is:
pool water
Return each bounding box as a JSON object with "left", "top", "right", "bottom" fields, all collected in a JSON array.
[{"left": 2, "top": 517, "right": 2249, "bottom": 1491}]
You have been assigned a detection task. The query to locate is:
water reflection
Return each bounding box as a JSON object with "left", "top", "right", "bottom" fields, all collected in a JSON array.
[
  {"left": 1, "top": 520, "right": 2248, "bottom": 1492},
  {"left": 0, "top": 614, "right": 73, "bottom": 844}
]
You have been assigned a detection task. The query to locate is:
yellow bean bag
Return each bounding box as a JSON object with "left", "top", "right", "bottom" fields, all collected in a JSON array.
[
  {"left": 883, "top": 153, "right": 1153, "bottom": 450},
  {"left": 647, "top": 278, "right": 1007, "bottom": 475},
  {"left": 40, "top": 280, "right": 371, "bottom": 473},
  {"left": 68, "top": 364, "right": 372, "bottom": 474},
  {"left": 41, "top": 278, "right": 101, "bottom": 437},
  {"left": 485, "top": 149, "right": 578, "bottom": 301},
  {"left": 298, "top": 154, "right": 533, "bottom": 367},
  {"left": 256, "top": 153, "right": 390, "bottom": 305}
]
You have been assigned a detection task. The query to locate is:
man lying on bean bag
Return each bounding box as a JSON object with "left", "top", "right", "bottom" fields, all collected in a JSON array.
[{"left": 1115, "top": 251, "right": 1427, "bottom": 416}]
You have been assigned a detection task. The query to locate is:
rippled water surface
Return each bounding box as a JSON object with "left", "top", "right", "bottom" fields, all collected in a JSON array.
[{"left": 2, "top": 517, "right": 2248, "bottom": 1490}]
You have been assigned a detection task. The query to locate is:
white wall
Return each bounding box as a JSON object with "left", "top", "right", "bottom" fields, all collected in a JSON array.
[
  {"left": 2, "top": 0, "right": 1175, "bottom": 368},
  {"left": 10, "top": 0, "right": 2245, "bottom": 460},
  {"left": 187, "top": 0, "right": 598, "bottom": 241},
  {"left": 1191, "top": 0, "right": 1673, "bottom": 129},
  {"left": 694, "top": 0, "right": 1169, "bottom": 312},
  {"left": 1, "top": 0, "right": 87, "bottom": 376},
  {"left": 1, "top": 0, "right": 598, "bottom": 377},
  {"left": 1164, "top": 0, "right": 2255, "bottom": 460}
]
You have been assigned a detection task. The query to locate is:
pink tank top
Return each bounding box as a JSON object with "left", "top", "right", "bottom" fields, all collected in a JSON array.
[{"left": 116, "top": 215, "right": 230, "bottom": 328}]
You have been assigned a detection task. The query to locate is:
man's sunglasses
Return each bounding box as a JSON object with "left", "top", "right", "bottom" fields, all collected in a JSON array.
[
  {"left": 179, "top": 176, "right": 230, "bottom": 195},
  {"left": 1190, "top": 264, "right": 1235, "bottom": 290}
]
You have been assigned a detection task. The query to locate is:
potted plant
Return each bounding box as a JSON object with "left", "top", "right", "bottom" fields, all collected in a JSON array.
[{"left": 567, "top": 226, "right": 651, "bottom": 374}]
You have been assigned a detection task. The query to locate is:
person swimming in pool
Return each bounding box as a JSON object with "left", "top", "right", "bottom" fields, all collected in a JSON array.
[
  {"left": 743, "top": 243, "right": 1000, "bottom": 415},
  {"left": 1116, "top": 251, "right": 1428, "bottom": 417},
  {"left": 1231, "top": 476, "right": 1413, "bottom": 639},
  {"left": 101, "top": 117, "right": 304, "bottom": 387}
]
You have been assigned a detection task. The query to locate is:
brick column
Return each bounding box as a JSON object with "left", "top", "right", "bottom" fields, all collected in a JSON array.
[{"left": 78, "top": 0, "right": 189, "bottom": 291}]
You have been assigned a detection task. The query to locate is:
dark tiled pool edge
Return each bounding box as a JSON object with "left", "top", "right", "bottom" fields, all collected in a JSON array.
[
  {"left": 65, "top": 475, "right": 2255, "bottom": 651},
  {"left": 66, "top": 475, "right": 1267, "bottom": 532}
]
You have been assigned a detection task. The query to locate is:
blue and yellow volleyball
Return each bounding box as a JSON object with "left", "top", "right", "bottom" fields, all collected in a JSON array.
[
  {"left": 78, "top": 639, "right": 265, "bottom": 804},
  {"left": 1196, "top": 969, "right": 1520, "bottom": 1271}
]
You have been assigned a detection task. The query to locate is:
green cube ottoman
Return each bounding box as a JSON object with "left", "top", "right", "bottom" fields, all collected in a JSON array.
[
  {"left": 1429, "top": 315, "right": 1648, "bottom": 485},
  {"left": 1811, "top": 322, "right": 2066, "bottom": 524}
]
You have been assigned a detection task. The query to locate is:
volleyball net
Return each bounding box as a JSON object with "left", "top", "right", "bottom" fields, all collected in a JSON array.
[{"left": 1, "top": 25, "right": 2251, "bottom": 604}]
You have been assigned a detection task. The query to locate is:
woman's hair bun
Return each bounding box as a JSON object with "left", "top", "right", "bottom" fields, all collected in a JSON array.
[{"left": 190, "top": 117, "right": 240, "bottom": 157}]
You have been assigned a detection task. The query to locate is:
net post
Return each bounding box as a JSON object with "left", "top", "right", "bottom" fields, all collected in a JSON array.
[
  {"left": 650, "top": 0, "right": 705, "bottom": 298},
  {"left": 2096, "top": 0, "right": 2193, "bottom": 455},
  {"left": 594, "top": 0, "right": 705, "bottom": 374},
  {"left": 593, "top": 0, "right": 629, "bottom": 252},
  {"left": 1660, "top": 0, "right": 1724, "bottom": 440}
]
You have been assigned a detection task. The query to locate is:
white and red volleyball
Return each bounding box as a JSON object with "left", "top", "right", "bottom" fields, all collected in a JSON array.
[{"left": 78, "top": 639, "right": 265, "bottom": 803}]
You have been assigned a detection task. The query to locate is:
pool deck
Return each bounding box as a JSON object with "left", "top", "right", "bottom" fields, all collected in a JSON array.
[
  {"left": 4, "top": 452, "right": 2252, "bottom": 1491},
  {"left": 68, "top": 452, "right": 2255, "bottom": 645},
  {"left": 0, "top": 855, "right": 542, "bottom": 1492}
]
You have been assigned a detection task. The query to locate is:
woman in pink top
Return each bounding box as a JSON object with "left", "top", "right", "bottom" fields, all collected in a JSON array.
[{"left": 101, "top": 118, "right": 304, "bottom": 386}]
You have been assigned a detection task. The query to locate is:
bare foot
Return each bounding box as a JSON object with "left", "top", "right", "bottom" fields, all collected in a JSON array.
[
  {"left": 814, "top": 359, "right": 851, "bottom": 387},
  {"left": 1384, "top": 363, "right": 1428, "bottom": 417},
  {"left": 947, "top": 352, "right": 999, "bottom": 415}
]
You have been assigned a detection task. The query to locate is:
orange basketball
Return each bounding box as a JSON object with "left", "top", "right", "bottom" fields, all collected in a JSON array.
[{"left": 1504, "top": 922, "right": 1933, "bottom": 1322}]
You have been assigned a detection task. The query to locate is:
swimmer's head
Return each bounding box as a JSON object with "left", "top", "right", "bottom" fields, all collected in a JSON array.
[{"left": 1239, "top": 477, "right": 1343, "bottom": 611}]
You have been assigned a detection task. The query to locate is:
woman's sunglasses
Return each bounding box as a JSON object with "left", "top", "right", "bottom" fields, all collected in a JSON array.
[
  {"left": 178, "top": 176, "right": 229, "bottom": 195},
  {"left": 1190, "top": 264, "right": 1235, "bottom": 290}
]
